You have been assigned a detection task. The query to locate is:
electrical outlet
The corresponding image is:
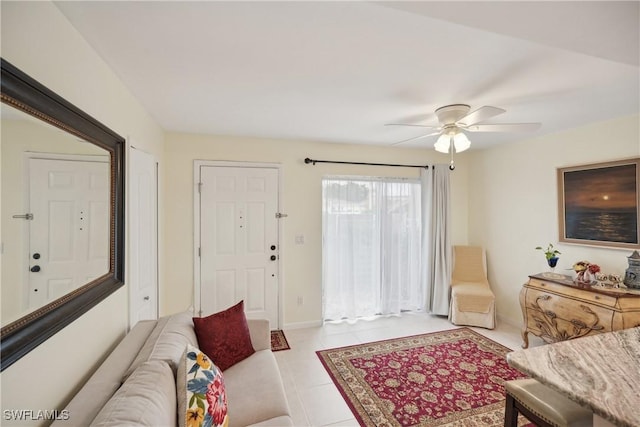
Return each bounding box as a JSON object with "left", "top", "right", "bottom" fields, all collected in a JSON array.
[
  {"left": 297, "top": 296, "right": 304, "bottom": 306},
  {"left": 295, "top": 234, "right": 305, "bottom": 245}
]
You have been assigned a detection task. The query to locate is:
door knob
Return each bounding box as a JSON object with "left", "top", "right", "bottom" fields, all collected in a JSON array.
[
  {"left": 270, "top": 255, "right": 277, "bottom": 261},
  {"left": 30, "top": 265, "right": 41, "bottom": 272}
]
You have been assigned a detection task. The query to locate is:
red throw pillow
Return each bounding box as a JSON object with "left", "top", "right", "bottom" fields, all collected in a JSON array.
[{"left": 193, "top": 301, "right": 255, "bottom": 371}]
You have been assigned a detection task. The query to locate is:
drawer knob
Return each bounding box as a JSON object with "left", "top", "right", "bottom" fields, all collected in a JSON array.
[{"left": 594, "top": 295, "right": 601, "bottom": 300}]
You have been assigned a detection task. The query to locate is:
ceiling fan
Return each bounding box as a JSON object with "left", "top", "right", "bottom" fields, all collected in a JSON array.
[{"left": 386, "top": 104, "right": 541, "bottom": 153}]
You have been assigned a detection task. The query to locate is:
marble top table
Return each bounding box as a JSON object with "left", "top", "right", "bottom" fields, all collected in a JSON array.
[{"left": 507, "top": 327, "right": 640, "bottom": 427}]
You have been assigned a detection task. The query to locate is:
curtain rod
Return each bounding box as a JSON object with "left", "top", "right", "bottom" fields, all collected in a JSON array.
[{"left": 304, "top": 157, "right": 429, "bottom": 169}]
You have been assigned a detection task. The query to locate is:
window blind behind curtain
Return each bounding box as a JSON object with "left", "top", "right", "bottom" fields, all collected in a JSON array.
[{"left": 322, "top": 177, "right": 425, "bottom": 321}]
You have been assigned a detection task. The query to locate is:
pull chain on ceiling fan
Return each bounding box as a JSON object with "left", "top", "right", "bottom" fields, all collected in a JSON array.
[{"left": 386, "top": 104, "right": 541, "bottom": 154}]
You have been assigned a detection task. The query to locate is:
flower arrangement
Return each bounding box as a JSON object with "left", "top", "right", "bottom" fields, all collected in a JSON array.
[
  {"left": 573, "top": 262, "right": 600, "bottom": 274},
  {"left": 535, "top": 243, "right": 561, "bottom": 260},
  {"left": 572, "top": 260, "right": 600, "bottom": 284}
]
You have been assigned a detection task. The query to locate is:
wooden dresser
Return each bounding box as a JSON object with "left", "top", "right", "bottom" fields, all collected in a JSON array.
[{"left": 520, "top": 273, "right": 640, "bottom": 348}]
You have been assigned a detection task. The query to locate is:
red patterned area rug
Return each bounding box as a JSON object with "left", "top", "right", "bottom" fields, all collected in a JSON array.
[
  {"left": 271, "top": 329, "right": 290, "bottom": 351},
  {"left": 317, "top": 328, "right": 530, "bottom": 427}
]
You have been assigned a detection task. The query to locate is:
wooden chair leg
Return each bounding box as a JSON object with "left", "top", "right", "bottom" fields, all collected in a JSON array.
[
  {"left": 504, "top": 393, "right": 519, "bottom": 427},
  {"left": 506, "top": 391, "right": 556, "bottom": 427}
]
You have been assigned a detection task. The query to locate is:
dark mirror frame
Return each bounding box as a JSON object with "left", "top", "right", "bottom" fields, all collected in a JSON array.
[{"left": 0, "top": 58, "right": 125, "bottom": 371}]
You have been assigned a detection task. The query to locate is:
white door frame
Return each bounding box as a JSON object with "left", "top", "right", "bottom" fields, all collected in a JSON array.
[
  {"left": 127, "top": 143, "right": 159, "bottom": 327},
  {"left": 193, "top": 160, "right": 284, "bottom": 329}
]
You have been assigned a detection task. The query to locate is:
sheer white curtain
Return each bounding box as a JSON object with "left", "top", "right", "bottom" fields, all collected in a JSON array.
[
  {"left": 421, "top": 165, "right": 452, "bottom": 316},
  {"left": 322, "top": 177, "right": 423, "bottom": 321}
]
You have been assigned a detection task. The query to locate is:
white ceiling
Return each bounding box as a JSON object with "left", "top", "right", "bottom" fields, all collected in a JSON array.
[{"left": 54, "top": 1, "right": 639, "bottom": 150}]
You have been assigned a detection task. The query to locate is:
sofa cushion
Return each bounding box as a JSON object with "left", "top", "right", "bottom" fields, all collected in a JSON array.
[
  {"left": 224, "top": 350, "right": 291, "bottom": 427},
  {"left": 451, "top": 282, "right": 495, "bottom": 313},
  {"left": 90, "top": 360, "right": 176, "bottom": 426},
  {"left": 177, "top": 344, "right": 229, "bottom": 427},
  {"left": 51, "top": 319, "right": 157, "bottom": 427},
  {"left": 246, "top": 319, "right": 271, "bottom": 352},
  {"left": 193, "top": 301, "right": 255, "bottom": 371},
  {"left": 125, "top": 310, "right": 198, "bottom": 379},
  {"left": 249, "top": 416, "right": 295, "bottom": 426}
]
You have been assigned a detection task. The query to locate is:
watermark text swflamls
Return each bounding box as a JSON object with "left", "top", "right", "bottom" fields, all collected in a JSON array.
[{"left": 3, "top": 409, "right": 70, "bottom": 421}]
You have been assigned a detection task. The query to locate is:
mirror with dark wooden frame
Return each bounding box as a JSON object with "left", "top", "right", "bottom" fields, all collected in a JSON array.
[{"left": 0, "top": 58, "right": 125, "bottom": 371}]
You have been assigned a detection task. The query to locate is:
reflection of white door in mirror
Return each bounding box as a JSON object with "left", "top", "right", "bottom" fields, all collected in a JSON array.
[
  {"left": 28, "top": 156, "right": 109, "bottom": 309},
  {"left": 1, "top": 103, "right": 110, "bottom": 325}
]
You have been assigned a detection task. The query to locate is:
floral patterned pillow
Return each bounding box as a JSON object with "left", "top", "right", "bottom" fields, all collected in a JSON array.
[{"left": 177, "top": 344, "right": 229, "bottom": 427}]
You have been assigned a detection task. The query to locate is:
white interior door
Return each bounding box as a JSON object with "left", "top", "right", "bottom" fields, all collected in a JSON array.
[
  {"left": 197, "top": 164, "right": 280, "bottom": 327},
  {"left": 28, "top": 157, "right": 109, "bottom": 308},
  {"left": 128, "top": 147, "right": 158, "bottom": 326}
]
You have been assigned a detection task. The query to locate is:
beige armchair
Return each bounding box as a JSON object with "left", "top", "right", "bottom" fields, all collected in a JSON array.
[{"left": 448, "top": 245, "right": 496, "bottom": 329}]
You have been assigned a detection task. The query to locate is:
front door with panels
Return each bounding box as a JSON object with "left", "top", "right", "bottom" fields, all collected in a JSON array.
[
  {"left": 28, "top": 157, "right": 110, "bottom": 308},
  {"left": 197, "top": 164, "right": 280, "bottom": 327}
]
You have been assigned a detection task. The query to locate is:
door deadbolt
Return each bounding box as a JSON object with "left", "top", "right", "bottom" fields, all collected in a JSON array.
[
  {"left": 270, "top": 245, "right": 276, "bottom": 251},
  {"left": 33, "top": 253, "right": 40, "bottom": 259}
]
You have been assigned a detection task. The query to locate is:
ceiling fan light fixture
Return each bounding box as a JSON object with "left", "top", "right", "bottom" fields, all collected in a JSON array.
[
  {"left": 453, "top": 132, "right": 470, "bottom": 153},
  {"left": 387, "top": 104, "right": 540, "bottom": 151},
  {"left": 434, "top": 134, "right": 451, "bottom": 153}
]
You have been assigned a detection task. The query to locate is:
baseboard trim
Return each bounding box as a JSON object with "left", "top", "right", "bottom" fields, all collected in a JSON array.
[{"left": 283, "top": 320, "right": 323, "bottom": 330}]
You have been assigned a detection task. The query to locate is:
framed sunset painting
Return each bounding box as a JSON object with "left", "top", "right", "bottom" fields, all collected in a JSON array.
[{"left": 558, "top": 158, "right": 640, "bottom": 249}]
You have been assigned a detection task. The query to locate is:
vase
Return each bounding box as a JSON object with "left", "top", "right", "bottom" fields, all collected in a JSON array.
[
  {"left": 576, "top": 270, "right": 594, "bottom": 285},
  {"left": 547, "top": 256, "right": 559, "bottom": 272}
]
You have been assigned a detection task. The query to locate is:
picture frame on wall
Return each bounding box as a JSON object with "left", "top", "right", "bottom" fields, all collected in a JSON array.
[{"left": 557, "top": 157, "right": 640, "bottom": 250}]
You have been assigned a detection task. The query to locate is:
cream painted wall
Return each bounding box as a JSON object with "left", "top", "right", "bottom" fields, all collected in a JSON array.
[
  {"left": 163, "top": 132, "right": 470, "bottom": 327},
  {"left": 1, "top": 2, "right": 164, "bottom": 424},
  {"left": 468, "top": 114, "right": 640, "bottom": 326}
]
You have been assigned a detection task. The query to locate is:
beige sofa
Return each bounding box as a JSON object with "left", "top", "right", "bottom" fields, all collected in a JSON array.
[{"left": 51, "top": 311, "right": 293, "bottom": 426}]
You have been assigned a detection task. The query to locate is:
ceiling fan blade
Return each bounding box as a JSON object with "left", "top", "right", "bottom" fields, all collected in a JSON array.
[
  {"left": 385, "top": 123, "right": 440, "bottom": 129},
  {"left": 465, "top": 123, "right": 541, "bottom": 133},
  {"left": 391, "top": 131, "right": 441, "bottom": 146},
  {"left": 456, "top": 106, "right": 506, "bottom": 126}
]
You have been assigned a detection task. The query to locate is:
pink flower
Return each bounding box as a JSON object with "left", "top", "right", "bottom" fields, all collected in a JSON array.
[
  {"left": 588, "top": 264, "right": 601, "bottom": 274},
  {"left": 206, "top": 375, "right": 228, "bottom": 426}
]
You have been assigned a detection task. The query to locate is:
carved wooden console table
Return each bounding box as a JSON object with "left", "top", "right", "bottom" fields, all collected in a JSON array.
[{"left": 520, "top": 273, "right": 640, "bottom": 348}]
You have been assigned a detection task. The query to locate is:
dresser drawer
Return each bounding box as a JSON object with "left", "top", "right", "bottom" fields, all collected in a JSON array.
[
  {"left": 524, "top": 288, "right": 613, "bottom": 337},
  {"left": 527, "top": 279, "right": 618, "bottom": 308},
  {"left": 618, "top": 296, "right": 640, "bottom": 311}
]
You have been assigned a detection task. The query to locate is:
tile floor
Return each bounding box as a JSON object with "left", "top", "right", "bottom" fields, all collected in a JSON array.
[{"left": 273, "top": 313, "right": 544, "bottom": 426}]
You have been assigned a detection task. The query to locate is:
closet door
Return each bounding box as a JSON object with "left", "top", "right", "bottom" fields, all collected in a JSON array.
[{"left": 129, "top": 147, "right": 158, "bottom": 325}]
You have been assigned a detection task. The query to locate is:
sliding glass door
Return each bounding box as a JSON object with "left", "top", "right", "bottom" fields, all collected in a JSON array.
[{"left": 322, "top": 177, "right": 424, "bottom": 321}]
